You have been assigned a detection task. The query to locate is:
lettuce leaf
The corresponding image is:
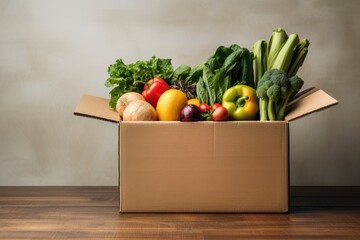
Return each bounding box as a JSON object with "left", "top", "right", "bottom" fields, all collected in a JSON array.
[{"left": 105, "top": 56, "right": 174, "bottom": 109}]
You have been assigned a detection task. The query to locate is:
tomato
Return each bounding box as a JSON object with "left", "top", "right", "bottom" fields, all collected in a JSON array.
[
  {"left": 156, "top": 89, "right": 188, "bottom": 121},
  {"left": 198, "top": 103, "right": 211, "bottom": 113},
  {"left": 211, "top": 103, "right": 222, "bottom": 111},
  {"left": 212, "top": 106, "right": 229, "bottom": 121}
]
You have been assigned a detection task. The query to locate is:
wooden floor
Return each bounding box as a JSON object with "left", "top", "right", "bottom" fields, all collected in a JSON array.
[{"left": 0, "top": 187, "right": 359, "bottom": 239}]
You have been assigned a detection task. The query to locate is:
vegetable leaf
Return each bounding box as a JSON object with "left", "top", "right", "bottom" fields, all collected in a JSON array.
[
  {"left": 196, "top": 77, "right": 209, "bottom": 104},
  {"left": 202, "top": 64, "right": 216, "bottom": 105},
  {"left": 213, "top": 68, "right": 227, "bottom": 104},
  {"left": 105, "top": 56, "right": 174, "bottom": 109}
]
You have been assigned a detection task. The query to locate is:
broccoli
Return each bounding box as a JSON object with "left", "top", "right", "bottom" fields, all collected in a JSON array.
[
  {"left": 256, "top": 69, "right": 304, "bottom": 121},
  {"left": 256, "top": 81, "right": 272, "bottom": 121},
  {"left": 267, "top": 84, "right": 281, "bottom": 120},
  {"left": 276, "top": 75, "right": 304, "bottom": 120}
]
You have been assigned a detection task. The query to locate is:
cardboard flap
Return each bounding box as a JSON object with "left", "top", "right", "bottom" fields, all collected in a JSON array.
[
  {"left": 74, "top": 95, "right": 120, "bottom": 123},
  {"left": 285, "top": 89, "right": 338, "bottom": 121}
]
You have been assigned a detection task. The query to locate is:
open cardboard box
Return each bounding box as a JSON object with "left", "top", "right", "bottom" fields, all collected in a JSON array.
[{"left": 74, "top": 88, "right": 337, "bottom": 213}]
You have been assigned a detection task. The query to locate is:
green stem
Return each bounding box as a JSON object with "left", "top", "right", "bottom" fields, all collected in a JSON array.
[
  {"left": 260, "top": 99, "right": 268, "bottom": 121},
  {"left": 276, "top": 95, "right": 291, "bottom": 120},
  {"left": 235, "top": 96, "right": 249, "bottom": 108},
  {"left": 268, "top": 100, "right": 276, "bottom": 121}
]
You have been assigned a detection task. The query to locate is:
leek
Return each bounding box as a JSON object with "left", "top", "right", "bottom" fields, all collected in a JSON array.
[
  {"left": 252, "top": 28, "right": 310, "bottom": 83},
  {"left": 288, "top": 38, "right": 310, "bottom": 77},
  {"left": 271, "top": 34, "right": 300, "bottom": 72},
  {"left": 267, "top": 28, "right": 288, "bottom": 69},
  {"left": 253, "top": 40, "right": 267, "bottom": 88}
]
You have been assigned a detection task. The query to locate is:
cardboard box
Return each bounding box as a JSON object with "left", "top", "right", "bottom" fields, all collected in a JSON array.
[{"left": 74, "top": 88, "right": 337, "bottom": 212}]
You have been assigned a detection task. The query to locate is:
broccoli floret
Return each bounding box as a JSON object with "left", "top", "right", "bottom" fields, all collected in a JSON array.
[
  {"left": 276, "top": 75, "right": 304, "bottom": 120},
  {"left": 289, "top": 75, "right": 304, "bottom": 97},
  {"left": 256, "top": 69, "right": 304, "bottom": 121},
  {"left": 257, "top": 68, "right": 283, "bottom": 86},
  {"left": 266, "top": 85, "right": 281, "bottom": 120}
]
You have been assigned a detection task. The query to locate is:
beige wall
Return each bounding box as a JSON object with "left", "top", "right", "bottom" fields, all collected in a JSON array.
[{"left": 0, "top": 0, "right": 359, "bottom": 186}]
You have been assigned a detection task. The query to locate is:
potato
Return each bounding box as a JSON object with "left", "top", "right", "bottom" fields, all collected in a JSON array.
[
  {"left": 122, "top": 100, "right": 157, "bottom": 121},
  {"left": 116, "top": 92, "right": 145, "bottom": 117}
]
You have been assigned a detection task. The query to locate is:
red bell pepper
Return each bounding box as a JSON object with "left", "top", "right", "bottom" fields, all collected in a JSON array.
[{"left": 142, "top": 77, "right": 170, "bottom": 108}]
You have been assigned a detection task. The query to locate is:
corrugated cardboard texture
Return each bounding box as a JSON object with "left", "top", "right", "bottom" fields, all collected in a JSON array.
[
  {"left": 120, "top": 121, "right": 288, "bottom": 212},
  {"left": 74, "top": 95, "right": 119, "bottom": 123},
  {"left": 285, "top": 89, "right": 338, "bottom": 121}
]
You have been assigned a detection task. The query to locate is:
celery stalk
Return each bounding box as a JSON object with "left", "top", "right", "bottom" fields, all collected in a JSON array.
[
  {"left": 267, "top": 28, "right": 288, "bottom": 69},
  {"left": 271, "top": 33, "right": 300, "bottom": 73}
]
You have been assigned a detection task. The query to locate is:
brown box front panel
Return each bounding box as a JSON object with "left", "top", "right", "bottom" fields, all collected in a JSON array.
[{"left": 119, "top": 121, "right": 288, "bottom": 213}]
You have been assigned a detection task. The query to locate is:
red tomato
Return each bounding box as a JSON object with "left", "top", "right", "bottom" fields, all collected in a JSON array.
[
  {"left": 212, "top": 106, "right": 229, "bottom": 121},
  {"left": 211, "top": 103, "right": 222, "bottom": 111},
  {"left": 199, "top": 103, "right": 211, "bottom": 113}
]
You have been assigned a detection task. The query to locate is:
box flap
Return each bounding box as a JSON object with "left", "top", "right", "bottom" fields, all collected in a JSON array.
[
  {"left": 74, "top": 94, "right": 120, "bottom": 123},
  {"left": 285, "top": 88, "right": 338, "bottom": 121}
]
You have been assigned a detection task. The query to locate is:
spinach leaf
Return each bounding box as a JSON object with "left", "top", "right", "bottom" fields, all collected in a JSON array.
[
  {"left": 194, "top": 44, "right": 254, "bottom": 105},
  {"left": 209, "top": 46, "right": 234, "bottom": 69},
  {"left": 213, "top": 68, "right": 227, "bottom": 104},
  {"left": 202, "top": 64, "right": 216, "bottom": 105},
  {"left": 196, "top": 77, "right": 209, "bottom": 104},
  {"left": 172, "top": 65, "right": 191, "bottom": 82},
  {"left": 239, "top": 48, "right": 255, "bottom": 88},
  {"left": 186, "top": 61, "right": 205, "bottom": 84}
]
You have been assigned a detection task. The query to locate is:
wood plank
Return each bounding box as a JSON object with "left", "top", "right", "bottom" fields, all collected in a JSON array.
[{"left": 0, "top": 187, "right": 359, "bottom": 239}]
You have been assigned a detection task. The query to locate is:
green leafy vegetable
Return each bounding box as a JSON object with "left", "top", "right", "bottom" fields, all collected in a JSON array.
[
  {"left": 169, "top": 65, "right": 197, "bottom": 99},
  {"left": 213, "top": 68, "right": 227, "bottom": 104},
  {"left": 196, "top": 77, "right": 209, "bottom": 104},
  {"left": 256, "top": 69, "right": 304, "bottom": 121},
  {"left": 238, "top": 48, "right": 254, "bottom": 88},
  {"left": 267, "top": 28, "right": 288, "bottom": 69},
  {"left": 172, "top": 65, "right": 191, "bottom": 81},
  {"left": 186, "top": 62, "right": 205, "bottom": 84},
  {"left": 202, "top": 64, "right": 216, "bottom": 105},
  {"left": 253, "top": 40, "right": 267, "bottom": 87},
  {"left": 253, "top": 28, "right": 310, "bottom": 86},
  {"left": 105, "top": 56, "right": 174, "bottom": 109},
  {"left": 194, "top": 44, "right": 254, "bottom": 105},
  {"left": 271, "top": 34, "right": 300, "bottom": 72},
  {"left": 288, "top": 38, "right": 310, "bottom": 77}
]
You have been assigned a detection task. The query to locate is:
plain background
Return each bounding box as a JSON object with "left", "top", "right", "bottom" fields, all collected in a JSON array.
[{"left": 0, "top": 0, "right": 359, "bottom": 186}]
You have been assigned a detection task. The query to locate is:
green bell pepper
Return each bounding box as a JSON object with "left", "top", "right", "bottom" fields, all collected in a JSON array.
[{"left": 222, "top": 84, "right": 259, "bottom": 120}]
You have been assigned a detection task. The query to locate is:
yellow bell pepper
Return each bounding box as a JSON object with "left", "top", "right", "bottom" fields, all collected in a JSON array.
[{"left": 222, "top": 84, "right": 259, "bottom": 120}]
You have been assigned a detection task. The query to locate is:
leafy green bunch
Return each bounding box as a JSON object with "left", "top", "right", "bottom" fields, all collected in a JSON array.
[
  {"left": 256, "top": 69, "right": 304, "bottom": 121},
  {"left": 253, "top": 28, "right": 310, "bottom": 88},
  {"left": 192, "top": 44, "right": 254, "bottom": 106},
  {"left": 105, "top": 56, "right": 174, "bottom": 109}
]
